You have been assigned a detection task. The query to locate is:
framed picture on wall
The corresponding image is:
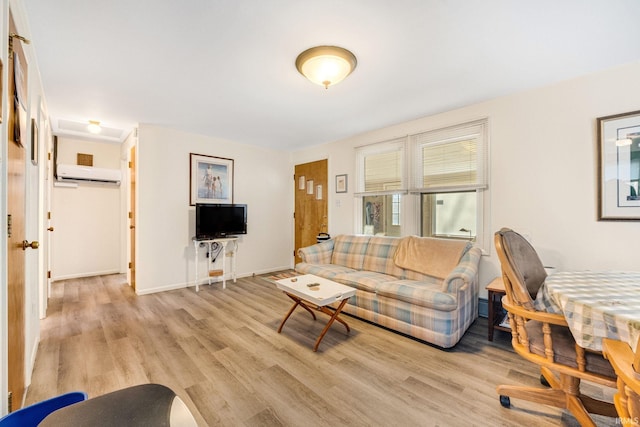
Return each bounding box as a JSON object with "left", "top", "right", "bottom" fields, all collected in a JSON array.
[
  {"left": 190, "top": 153, "right": 234, "bottom": 205},
  {"left": 597, "top": 110, "right": 640, "bottom": 220},
  {"left": 336, "top": 174, "right": 347, "bottom": 193}
]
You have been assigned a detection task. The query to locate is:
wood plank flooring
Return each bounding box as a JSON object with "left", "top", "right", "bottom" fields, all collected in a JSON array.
[{"left": 26, "top": 273, "right": 618, "bottom": 426}]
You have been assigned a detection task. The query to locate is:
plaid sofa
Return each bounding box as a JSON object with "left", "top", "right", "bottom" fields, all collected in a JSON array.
[{"left": 295, "top": 234, "right": 482, "bottom": 348}]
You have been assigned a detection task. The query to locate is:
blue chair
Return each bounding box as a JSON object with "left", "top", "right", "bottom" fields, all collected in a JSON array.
[{"left": 0, "top": 391, "right": 87, "bottom": 426}]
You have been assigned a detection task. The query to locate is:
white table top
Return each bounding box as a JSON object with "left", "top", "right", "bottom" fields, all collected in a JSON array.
[
  {"left": 534, "top": 271, "right": 640, "bottom": 352},
  {"left": 275, "top": 274, "right": 356, "bottom": 306}
]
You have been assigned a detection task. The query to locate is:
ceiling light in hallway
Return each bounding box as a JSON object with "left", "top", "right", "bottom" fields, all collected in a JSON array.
[{"left": 87, "top": 120, "right": 102, "bottom": 134}]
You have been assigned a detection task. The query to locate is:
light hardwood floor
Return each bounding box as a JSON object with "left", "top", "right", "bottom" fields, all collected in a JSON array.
[{"left": 26, "top": 273, "right": 618, "bottom": 426}]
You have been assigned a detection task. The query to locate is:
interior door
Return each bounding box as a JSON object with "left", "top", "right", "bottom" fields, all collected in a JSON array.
[
  {"left": 45, "top": 137, "right": 54, "bottom": 303},
  {"left": 7, "top": 11, "right": 30, "bottom": 412},
  {"left": 294, "top": 159, "right": 328, "bottom": 264},
  {"left": 129, "top": 145, "right": 136, "bottom": 291}
]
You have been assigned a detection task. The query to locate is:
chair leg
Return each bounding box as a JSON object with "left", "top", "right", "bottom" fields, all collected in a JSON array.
[
  {"left": 497, "top": 372, "right": 615, "bottom": 427},
  {"left": 540, "top": 367, "right": 561, "bottom": 389},
  {"left": 565, "top": 395, "right": 597, "bottom": 427},
  {"left": 579, "top": 394, "right": 617, "bottom": 418},
  {"left": 561, "top": 375, "right": 616, "bottom": 424},
  {"left": 496, "top": 384, "right": 566, "bottom": 409}
]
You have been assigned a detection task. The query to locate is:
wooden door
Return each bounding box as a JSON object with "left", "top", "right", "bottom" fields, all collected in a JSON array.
[
  {"left": 294, "top": 159, "right": 328, "bottom": 264},
  {"left": 7, "top": 11, "right": 29, "bottom": 411},
  {"left": 45, "top": 138, "right": 55, "bottom": 301},
  {"left": 129, "top": 146, "right": 136, "bottom": 291}
]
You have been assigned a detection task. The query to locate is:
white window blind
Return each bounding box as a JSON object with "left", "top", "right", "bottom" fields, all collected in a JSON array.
[
  {"left": 411, "top": 119, "right": 488, "bottom": 192},
  {"left": 364, "top": 150, "right": 402, "bottom": 192},
  {"left": 356, "top": 137, "right": 406, "bottom": 195}
]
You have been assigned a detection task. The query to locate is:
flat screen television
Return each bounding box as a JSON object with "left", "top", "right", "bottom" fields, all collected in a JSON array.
[{"left": 195, "top": 203, "right": 247, "bottom": 239}]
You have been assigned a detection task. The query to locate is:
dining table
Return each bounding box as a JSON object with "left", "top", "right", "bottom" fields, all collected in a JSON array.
[{"left": 533, "top": 271, "right": 640, "bottom": 352}]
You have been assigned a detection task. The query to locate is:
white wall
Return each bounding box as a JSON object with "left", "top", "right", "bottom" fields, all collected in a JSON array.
[
  {"left": 293, "top": 61, "right": 640, "bottom": 298},
  {"left": 51, "top": 137, "right": 123, "bottom": 279},
  {"left": 135, "top": 125, "right": 293, "bottom": 294}
]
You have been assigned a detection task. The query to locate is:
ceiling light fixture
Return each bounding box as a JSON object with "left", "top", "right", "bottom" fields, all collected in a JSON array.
[
  {"left": 295, "top": 46, "right": 357, "bottom": 89},
  {"left": 87, "top": 120, "right": 102, "bottom": 134}
]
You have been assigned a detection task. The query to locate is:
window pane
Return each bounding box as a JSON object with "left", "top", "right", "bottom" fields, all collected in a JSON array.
[
  {"left": 421, "top": 191, "right": 476, "bottom": 241},
  {"left": 362, "top": 195, "right": 401, "bottom": 237},
  {"left": 391, "top": 194, "right": 400, "bottom": 226}
]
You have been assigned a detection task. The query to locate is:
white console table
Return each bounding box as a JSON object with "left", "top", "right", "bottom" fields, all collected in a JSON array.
[{"left": 192, "top": 237, "right": 238, "bottom": 292}]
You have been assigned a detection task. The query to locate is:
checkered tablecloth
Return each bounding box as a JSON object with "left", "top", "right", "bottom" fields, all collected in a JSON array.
[{"left": 533, "top": 271, "right": 640, "bottom": 352}]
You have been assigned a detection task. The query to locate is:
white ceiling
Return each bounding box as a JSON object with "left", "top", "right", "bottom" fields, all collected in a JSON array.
[{"left": 22, "top": 0, "right": 640, "bottom": 150}]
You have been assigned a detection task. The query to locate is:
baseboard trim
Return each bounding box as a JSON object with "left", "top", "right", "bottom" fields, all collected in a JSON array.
[
  {"left": 52, "top": 269, "right": 121, "bottom": 281},
  {"left": 478, "top": 298, "right": 488, "bottom": 318}
]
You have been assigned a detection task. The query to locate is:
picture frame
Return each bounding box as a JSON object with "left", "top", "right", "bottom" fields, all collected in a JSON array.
[
  {"left": 336, "top": 174, "right": 348, "bottom": 193},
  {"left": 597, "top": 110, "right": 640, "bottom": 220},
  {"left": 190, "top": 153, "right": 234, "bottom": 205},
  {"left": 31, "top": 118, "right": 38, "bottom": 165}
]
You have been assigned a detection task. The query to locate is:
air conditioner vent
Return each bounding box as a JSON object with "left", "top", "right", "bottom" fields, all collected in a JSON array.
[{"left": 56, "top": 163, "right": 121, "bottom": 185}]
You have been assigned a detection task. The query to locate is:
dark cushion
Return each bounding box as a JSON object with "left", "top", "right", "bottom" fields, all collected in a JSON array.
[
  {"left": 40, "top": 384, "right": 176, "bottom": 427},
  {"left": 502, "top": 230, "right": 547, "bottom": 299},
  {"left": 525, "top": 320, "right": 615, "bottom": 378}
]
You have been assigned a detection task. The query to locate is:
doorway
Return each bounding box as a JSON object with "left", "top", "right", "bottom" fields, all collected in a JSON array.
[
  {"left": 294, "top": 159, "right": 328, "bottom": 264},
  {"left": 7, "top": 10, "right": 30, "bottom": 411},
  {"left": 129, "top": 145, "right": 136, "bottom": 291}
]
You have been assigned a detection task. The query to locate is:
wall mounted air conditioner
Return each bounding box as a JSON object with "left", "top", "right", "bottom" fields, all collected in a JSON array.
[{"left": 56, "top": 163, "right": 122, "bottom": 185}]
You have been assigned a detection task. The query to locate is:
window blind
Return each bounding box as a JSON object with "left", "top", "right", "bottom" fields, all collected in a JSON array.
[
  {"left": 411, "top": 119, "right": 487, "bottom": 192},
  {"left": 355, "top": 137, "right": 406, "bottom": 196},
  {"left": 364, "top": 150, "right": 402, "bottom": 192}
]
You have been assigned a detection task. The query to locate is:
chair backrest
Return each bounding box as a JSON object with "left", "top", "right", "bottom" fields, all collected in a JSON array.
[
  {"left": 494, "top": 228, "right": 547, "bottom": 310},
  {"left": 0, "top": 391, "right": 87, "bottom": 427},
  {"left": 603, "top": 337, "right": 640, "bottom": 422}
]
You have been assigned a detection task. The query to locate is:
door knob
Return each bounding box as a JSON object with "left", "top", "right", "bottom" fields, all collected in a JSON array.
[
  {"left": 129, "top": 225, "right": 135, "bottom": 229},
  {"left": 47, "top": 227, "right": 54, "bottom": 231},
  {"left": 22, "top": 240, "right": 39, "bottom": 250}
]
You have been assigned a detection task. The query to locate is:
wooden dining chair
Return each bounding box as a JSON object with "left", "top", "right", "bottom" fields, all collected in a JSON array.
[
  {"left": 494, "top": 228, "right": 617, "bottom": 427},
  {"left": 603, "top": 337, "right": 640, "bottom": 426}
]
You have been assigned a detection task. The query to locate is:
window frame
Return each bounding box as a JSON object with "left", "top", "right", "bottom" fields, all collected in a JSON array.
[
  {"left": 354, "top": 137, "right": 408, "bottom": 235},
  {"left": 353, "top": 119, "right": 489, "bottom": 251},
  {"left": 410, "top": 119, "right": 489, "bottom": 251}
]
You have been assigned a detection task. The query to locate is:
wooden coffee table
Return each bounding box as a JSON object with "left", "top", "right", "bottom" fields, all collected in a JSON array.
[{"left": 275, "top": 274, "right": 356, "bottom": 351}]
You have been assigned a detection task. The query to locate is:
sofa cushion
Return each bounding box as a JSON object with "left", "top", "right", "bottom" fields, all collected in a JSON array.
[
  {"left": 295, "top": 263, "right": 357, "bottom": 280},
  {"left": 331, "top": 235, "right": 371, "bottom": 270},
  {"left": 333, "top": 271, "right": 398, "bottom": 292},
  {"left": 376, "top": 280, "right": 458, "bottom": 311},
  {"left": 362, "top": 236, "right": 405, "bottom": 277}
]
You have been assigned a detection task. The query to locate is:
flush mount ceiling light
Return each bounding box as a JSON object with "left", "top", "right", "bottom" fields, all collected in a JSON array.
[
  {"left": 295, "top": 46, "right": 357, "bottom": 89},
  {"left": 87, "top": 120, "right": 102, "bottom": 134}
]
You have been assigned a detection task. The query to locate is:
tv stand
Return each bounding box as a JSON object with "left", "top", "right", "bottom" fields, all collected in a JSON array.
[{"left": 192, "top": 237, "right": 238, "bottom": 292}]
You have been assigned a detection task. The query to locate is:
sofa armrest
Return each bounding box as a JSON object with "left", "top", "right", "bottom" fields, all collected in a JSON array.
[
  {"left": 297, "top": 239, "right": 335, "bottom": 264},
  {"left": 442, "top": 246, "right": 482, "bottom": 293}
]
